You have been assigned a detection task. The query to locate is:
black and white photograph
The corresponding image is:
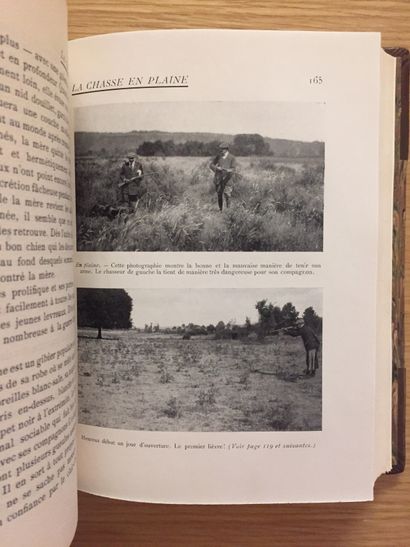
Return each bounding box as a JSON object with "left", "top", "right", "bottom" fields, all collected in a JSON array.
[
  {"left": 75, "top": 101, "right": 325, "bottom": 252},
  {"left": 77, "top": 287, "right": 322, "bottom": 431}
]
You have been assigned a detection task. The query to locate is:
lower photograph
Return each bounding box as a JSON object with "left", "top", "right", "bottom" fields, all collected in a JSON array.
[{"left": 77, "top": 287, "right": 322, "bottom": 432}]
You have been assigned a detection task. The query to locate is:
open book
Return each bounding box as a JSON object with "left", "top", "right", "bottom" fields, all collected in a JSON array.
[{"left": 0, "top": 0, "right": 407, "bottom": 545}]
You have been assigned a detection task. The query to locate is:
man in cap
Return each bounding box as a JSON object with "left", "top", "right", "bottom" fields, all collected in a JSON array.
[
  {"left": 209, "top": 142, "right": 237, "bottom": 211},
  {"left": 284, "top": 318, "right": 321, "bottom": 376},
  {"left": 119, "top": 152, "right": 144, "bottom": 210}
]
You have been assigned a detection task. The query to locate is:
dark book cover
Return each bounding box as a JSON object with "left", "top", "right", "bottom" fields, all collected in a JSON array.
[{"left": 385, "top": 47, "right": 408, "bottom": 473}]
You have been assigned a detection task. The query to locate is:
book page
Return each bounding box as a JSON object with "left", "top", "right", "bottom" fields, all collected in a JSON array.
[
  {"left": 375, "top": 50, "right": 396, "bottom": 476},
  {"left": 69, "top": 30, "right": 388, "bottom": 503},
  {"left": 1, "top": 1, "right": 77, "bottom": 545}
]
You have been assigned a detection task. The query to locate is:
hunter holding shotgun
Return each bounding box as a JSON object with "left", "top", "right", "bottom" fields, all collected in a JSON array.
[
  {"left": 210, "top": 142, "right": 237, "bottom": 211},
  {"left": 283, "top": 318, "right": 321, "bottom": 376},
  {"left": 119, "top": 152, "right": 144, "bottom": 210}
]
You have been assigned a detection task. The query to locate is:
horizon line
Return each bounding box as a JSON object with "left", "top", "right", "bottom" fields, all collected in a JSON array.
[{"left": 74, "top": 129, "right": 325, "bottom": 145}]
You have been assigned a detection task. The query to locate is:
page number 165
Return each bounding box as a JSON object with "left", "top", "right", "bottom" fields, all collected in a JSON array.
[{"left": 309, "top": 75, "right": 323, "bottom": 84}]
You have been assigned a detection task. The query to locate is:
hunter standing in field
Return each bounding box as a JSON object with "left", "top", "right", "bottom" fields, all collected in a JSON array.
[
  {"left": 119, "top": 152, "right": 144, "bottom": 210},
  {"left": 284, "top": 318, "right": 321, "bottom": 376},
  {"left": 210, "top": 142, "right": 237, "bottom": 211}
]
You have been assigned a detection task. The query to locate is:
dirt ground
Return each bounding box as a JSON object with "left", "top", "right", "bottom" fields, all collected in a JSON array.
[{"left": 78, "top": 330, "right": 322, "bottom": 431}]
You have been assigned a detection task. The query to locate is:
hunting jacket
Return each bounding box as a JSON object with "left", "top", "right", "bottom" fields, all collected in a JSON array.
[
  {"left": 285, "top": 325, "right": 320, "bottom": 351},
  {"left": 120, "top": 160, "right": 144, "bottom": 196},
  {"left": 210, "top": 153, "right": 236, "bottom": 187}
]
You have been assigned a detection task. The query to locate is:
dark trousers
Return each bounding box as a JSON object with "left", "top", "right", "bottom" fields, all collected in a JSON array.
[
  {"left": 305, "top": 348, "right": 319, "bottom": 372},
  {"left": 217, "top": 192, "right": 230, "bottom": 211}
]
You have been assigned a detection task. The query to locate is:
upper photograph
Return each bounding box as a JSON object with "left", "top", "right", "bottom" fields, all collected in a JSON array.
[{"left": 75, "top": 101, "right": 325, "bottom": 252}]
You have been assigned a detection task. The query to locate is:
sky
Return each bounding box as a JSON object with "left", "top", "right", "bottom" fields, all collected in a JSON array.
[
  {"left": 128, "top": 288, "right": 322, "bottom": 329},
  {"left": 75, "top": 101, "right": 325, "bottom": 142}
]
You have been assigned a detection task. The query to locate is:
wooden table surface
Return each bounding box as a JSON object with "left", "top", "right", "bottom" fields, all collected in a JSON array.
[{"left": 68, "top": 1, "right": 410, "bottom": 545}]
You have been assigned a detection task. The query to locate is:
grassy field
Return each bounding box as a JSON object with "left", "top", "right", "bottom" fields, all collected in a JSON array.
[
  {"left": 78, "top": 330, "right": 322, "bottom": 431},
  {"left": 75, "top": 155, "right": 324, "bottom": 252}
]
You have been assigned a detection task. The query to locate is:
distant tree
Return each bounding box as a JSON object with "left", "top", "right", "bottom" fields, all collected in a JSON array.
[
  {"left": 232, "top": 134, "right": 271, "bottom": 156},
  {"left": 215, "top": 321, "right": 226, "bottom": 338},
  {"left": 206, "top": 324, "right": 215, "bottom": 334},
  {"left": 281, "top": 302, "right": 299, "bottom": 327},
  {"left": 154, "top": 140, "right": 167, "bottom": 156},
  {"left": 137, "top": 141, "right": 158, "bottom": 156},
  {"left": 225, "top": 320, "right": 233, "bottom": 332},
  {"left": 163, "top": 140, "right": 177, "bottom": 156},
  {"left": 207, "top": 140, "right": 222, "bottom": 156},
  {"left": 153, "top": 323, "right": 160, "bottom": 332},
  {"left": 255, "top": 299, "right": 276, "bottom": 338},
  {"left": 245, "top": 316, "right": 252, "bottom": 332},
  {"left": 303, "top": 306, "right": 322, "bottom": 334},
  {"left": 77, "top": 289, "right": 132, "bottom": 339},
  {"left": 139, "top": 139, "right": 210, "bottom": 157},
  {"left": 269, "top": 306, "right": 281, "bottom": 326},
  {"left": 183, "top": 140, "right": 202, "bottom": 156}
]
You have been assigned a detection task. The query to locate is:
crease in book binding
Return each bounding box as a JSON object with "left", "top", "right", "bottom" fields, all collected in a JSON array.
[{"left": 385, "top": 47, "right": 408, "bottom": 473}]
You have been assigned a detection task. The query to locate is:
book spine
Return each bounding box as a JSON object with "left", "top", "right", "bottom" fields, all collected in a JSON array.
[{"left": 385, "top": 47, "right": 408, "bottom": 473}]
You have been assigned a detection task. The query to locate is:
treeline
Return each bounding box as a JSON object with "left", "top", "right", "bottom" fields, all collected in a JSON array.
[
  {"left": 136, "top": 134, "right": 273, "bottom": 157},
  {"left": 76, "top": 289, "right": 322, "bottom": 341},
  {"left": 142, "top": 301, "right": 322, "bottom": 338},
  {"left": 255, "top": 300, "right": 322, "bottom": 337},
  {"left": 75, "top": 130, "right": 325, "bottom": 159},
  {"left": 143, "top": 323, "right": 212, "bottom": 335}
]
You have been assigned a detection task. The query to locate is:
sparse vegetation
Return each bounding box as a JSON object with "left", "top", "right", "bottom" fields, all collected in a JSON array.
[
  {"left": 197, "top": 385, "right": 217, "bottom": 407},
  {"left": 78, "top": 330, "right": 321, "bottom": 431},
  {"left": 238, "top": 370, "right": 250, "bottom": 386},
  {"left": 163, "top": 397, "right": 181, "bottom": 419},
  {"left": 159, "top": 368, "right": 173, "bottom": 384}
]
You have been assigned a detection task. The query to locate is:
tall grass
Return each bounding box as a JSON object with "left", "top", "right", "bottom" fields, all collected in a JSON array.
[{"left": 76, "top": 156, "right": 324, "bottom": 251}]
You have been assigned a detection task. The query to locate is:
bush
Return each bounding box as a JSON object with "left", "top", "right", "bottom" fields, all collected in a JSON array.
[
  {"left": 159, "top": 368, "right": 173, "bottom": 384},
  {"left": 197, "top": 386, "right": 216, "bottom": 406},
  {"left": 163, "top": 396, "right": 181, "bottom": 418}
]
